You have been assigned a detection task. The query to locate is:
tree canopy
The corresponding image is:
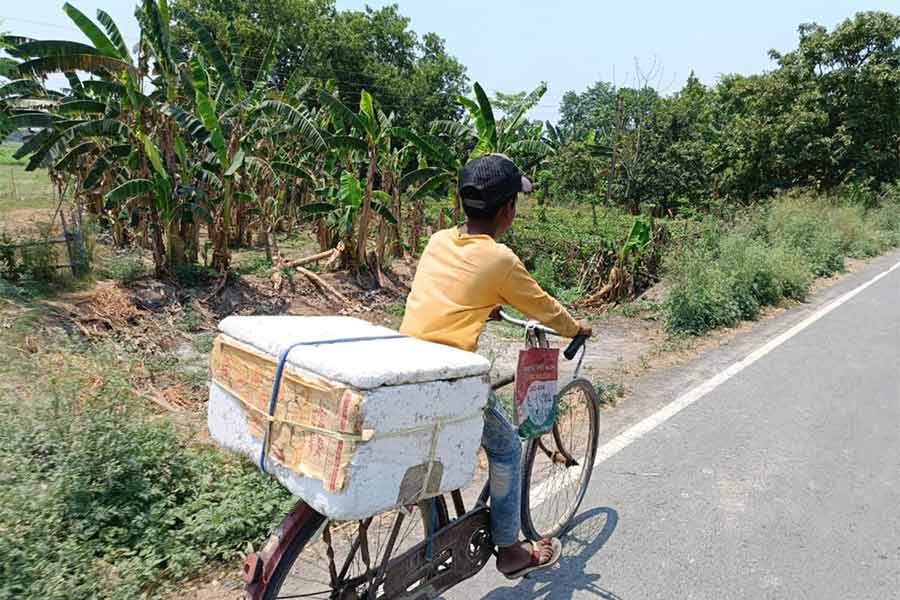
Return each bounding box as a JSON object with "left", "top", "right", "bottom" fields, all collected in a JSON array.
[
  {"left": 553, "top": 11, "right": 900, "bottom": 214},
  {"left": 169, "top": 0, "right": 468, "bottom": 131}
]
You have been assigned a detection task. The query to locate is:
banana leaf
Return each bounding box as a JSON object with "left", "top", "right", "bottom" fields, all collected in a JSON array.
[
  {"left": 18, "top": 54, "right": 136, "bottom": 78},
  {"left": 97, "top": 9, "right": 132, "bottom": 62},
  {"left": 175, "top": 9, "right": 241, "bottom": 99},
  {"left": 62, "top": 3, "right": 121, "bottom": 58},
  {"left": 106, "top": 179, "right": 154, "bottom": 203}
]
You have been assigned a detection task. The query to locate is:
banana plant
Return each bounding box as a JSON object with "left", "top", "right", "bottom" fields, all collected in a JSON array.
[
  {"left": 104, "top": 132, "right": 210, "bottom": 274},
  {"left": 441, "top": 81, "right": 553, "bottom": 160},
  {"left": 394, "top": 127, "right": 463, "bottom": 222},
  {"left": 378, "top": 143, "right": 411, "bottom": 260},
  {"left": 318, "top": 88, "right": 394, "bottom": 266},
  {"left": 298, "top": 171, "right": 396, "bottom": 257},
  {"left": 5, "top": 3, "right": 181, "bottom": 268}
]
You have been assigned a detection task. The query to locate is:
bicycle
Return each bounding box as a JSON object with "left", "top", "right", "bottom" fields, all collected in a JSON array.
[{"left": 241, "top": 311, "right": 601, "bottom": 600}]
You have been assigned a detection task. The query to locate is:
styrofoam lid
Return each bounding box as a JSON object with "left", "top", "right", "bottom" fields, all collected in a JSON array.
[{"left": 218, "top": 315, "right": 491, "bottom": 389}]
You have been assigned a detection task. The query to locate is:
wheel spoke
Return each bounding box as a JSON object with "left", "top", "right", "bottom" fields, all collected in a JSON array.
[{"left": 261, "top": 501, "right": 445, "bottom": 600}]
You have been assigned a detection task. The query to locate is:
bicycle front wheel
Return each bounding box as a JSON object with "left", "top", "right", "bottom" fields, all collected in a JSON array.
[
  {"left": 521, "top": 377, "right": 600, "bottom": 540},
  {"left": 256, "top": 498, "right": 449, "bottom": 600}
]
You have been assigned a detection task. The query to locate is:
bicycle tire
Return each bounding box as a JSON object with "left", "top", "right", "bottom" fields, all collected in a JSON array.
[
  {"left": 257, "top": 497, "right": 450, "bottom": 600},
  {"left": 520, "top": 377, "right": 600, "bottom": 541},
  {"left": 259, "top": 508, "right": 327, "bottom": 600}
]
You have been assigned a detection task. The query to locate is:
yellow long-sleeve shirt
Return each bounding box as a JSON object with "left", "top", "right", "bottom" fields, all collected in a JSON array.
[{"left": 400, "top": 227, "right": 580, "bottom": 352}]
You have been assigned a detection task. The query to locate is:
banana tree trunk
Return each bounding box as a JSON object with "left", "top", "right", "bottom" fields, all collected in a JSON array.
[
  {"left": 316, "top": 218, "right": 330, "bottom": 252},
  {"left": 165, "top": 217, "right": 184, "bottom": 269},
  {"left": 376, "top": 217, "right": 387, "bottom": 265},
  {"left": 382, "top": 171, "right": 403, "bottom": 259},
  {"left": 356, "top": 144, "right": 377, "bottom": 265},
  {"left": 391, "top": 185, "right": 404, "bottom": 258},
  {"left": 408, "top": 201, "right": 421, "bottom": 256},
  {"left": 213, "top": 180, "right": 233, "bottom": 272},
  {"left": 148, "top": 204, "right": 167, "bottom": 277}
]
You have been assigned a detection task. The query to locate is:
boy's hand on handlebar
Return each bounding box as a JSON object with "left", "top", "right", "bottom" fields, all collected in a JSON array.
[
  {"left": 577, "top": 320, "right": 593, "bottom": 338},
  {"left": 488, "top": 305, "right": 503, "bottom": 321}
]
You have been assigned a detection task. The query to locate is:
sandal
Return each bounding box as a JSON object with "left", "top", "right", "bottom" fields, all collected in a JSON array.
[{"left": 502, "top": 538, "right": 562, "bottom": 579}]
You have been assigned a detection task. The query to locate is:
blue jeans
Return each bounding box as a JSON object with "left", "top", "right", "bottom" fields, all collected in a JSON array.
[{"left": 482, "top": 393, "right": 523, "bottom": 547}]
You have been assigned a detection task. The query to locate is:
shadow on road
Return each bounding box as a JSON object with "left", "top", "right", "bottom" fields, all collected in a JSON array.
[{"left": 446, "top": 507, "right": 622, "bottom": 600}]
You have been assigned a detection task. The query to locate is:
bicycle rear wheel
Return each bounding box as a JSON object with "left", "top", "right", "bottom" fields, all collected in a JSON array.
[
  {"left": 520, "top": 377, "right": 600, "bottom": 540},
  {"left": 255, "top": 498, "right": 449, "bottom": 600}
]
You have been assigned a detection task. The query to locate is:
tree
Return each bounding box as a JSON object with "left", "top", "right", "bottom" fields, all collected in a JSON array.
[
  {"left": 455, "top": 81, "right": 551, "bottom": 159},
  {"left": 0, "top": 22, "right": 18, "bottom": 81},
  {"left": 318, "top": 88, "right": 393, "bottom": 267},
  {"left": 558, "top": 81, "right": 618, "bottom": 141},
  {"left": 537, "top": 139, "right": 604, "bottom": 201},
  {"left": 169, "top": 0, "right": 467, "bottom": 130},
  {"left": 623, "top": 73, "right": 717, "bottom": 215},
  {"left": 5, "top": 1, "right": 325, "bottom": 276},
  {"left": 395, "top": 126, "right": 462, "bottom": 225}
]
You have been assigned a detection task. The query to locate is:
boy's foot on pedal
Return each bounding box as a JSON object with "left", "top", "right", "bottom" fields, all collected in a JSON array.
[{"left": 497, "top": 538, "right": 562, "bottom": 579}]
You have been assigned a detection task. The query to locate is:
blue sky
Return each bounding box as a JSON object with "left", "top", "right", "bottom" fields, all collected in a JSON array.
[{"left": 5, "top": 1, "right": 897, "bottom": 121}]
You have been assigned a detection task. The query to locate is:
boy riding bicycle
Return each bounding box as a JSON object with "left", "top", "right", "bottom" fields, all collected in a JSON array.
[{"left": 400, "top": 154, "right": 592, "bottom": 578}]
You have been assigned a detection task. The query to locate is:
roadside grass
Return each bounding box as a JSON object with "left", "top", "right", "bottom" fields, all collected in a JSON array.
[
  {"left": 665, "top": 191, "right": 900, "bottom": 335},
  {"left": 0, "top": 303, "right": 294, "bottom": 600},
  {"left": 0, "top": 142, "right": 25, "bottom": 166},
  {"left": 94, "top": 247, "right": 153, "bottom": 284}
]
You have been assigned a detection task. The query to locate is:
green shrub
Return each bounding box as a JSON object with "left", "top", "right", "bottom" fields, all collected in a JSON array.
[
  {"left": 0, "top": 232, "right": 23, "bottom": 281},
  {"left": 100, "top": 254, "right": 148, "bottom": 284},
  {"left": 505, "top": 205, "right": 632, "bottom": 290},
  {"left": 665, "top": 192, "right": 900, "bottom": 336},
  {"left": 0, "top": 335, "right": 295, "bottom": 599},
  {"left": 1, "top": 400, "right": 294, "bottom": 599},
  {"left": 841, "top": 180, "right": 879, "bottom": 210},
  {"left": 20, "top": 241, "right": 58, "bottom": 282},
  {"left": 234, "top": 254, "right": 274, "bottom": 278},
  {"left": 665, "top": 246, "right": 742, "bottom": 334},
  {"left": 824, "top": 204, "right": 883, "bottom": 257},
  {"left": 718, "top": 233, "right": 773, "bottom": 319},
  {"left": 870, "top": 188, "right": 900, "bottom": 246},
  {"left": 666, "top": 218, "right": 813, "bottom": 334},
  {"left": 384, "top": 301, "right": 406, "bottom": 318},
  {"left": 767, "top": 200, "right": 845, "bottom": 276},
  {"left": 174, "top": 262, "right": 217, "bottom": 286},
  {"left": 532, "top": 256, "right": 561, "bottom": 297},
  {"left": 768, "top": 244, "right": 813, "bottom": 301}
]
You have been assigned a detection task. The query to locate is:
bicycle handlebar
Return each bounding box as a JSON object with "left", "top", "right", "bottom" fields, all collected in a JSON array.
[
  {"left": 564, "top": 335, "right": 588, "bottom": 360},
  {"left": 497, "top": 310, "right": 587, "bottom": 361}
]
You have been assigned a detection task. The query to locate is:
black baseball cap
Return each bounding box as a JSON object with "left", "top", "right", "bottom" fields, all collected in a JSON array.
[{"left": 459, "top": 153, "right": 532, "bottom": 211}]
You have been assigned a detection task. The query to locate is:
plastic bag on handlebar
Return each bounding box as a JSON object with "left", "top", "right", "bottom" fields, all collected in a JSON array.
[{"left": 513, "top": 347, "right": 559, "bottom": 440}]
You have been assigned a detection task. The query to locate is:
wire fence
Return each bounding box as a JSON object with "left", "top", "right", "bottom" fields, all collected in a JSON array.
[{"left": 0, "top": 230, "right": 90, "bottom": 280}]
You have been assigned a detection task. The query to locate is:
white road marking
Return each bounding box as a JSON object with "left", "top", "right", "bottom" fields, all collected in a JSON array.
[{"left": 532, "top": 258, "right": 900, "bottom": 508}]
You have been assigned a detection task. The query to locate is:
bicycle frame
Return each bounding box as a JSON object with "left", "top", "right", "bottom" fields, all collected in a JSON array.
[{"left": 243, "top": 313, "right": 591, "bottom": 600}]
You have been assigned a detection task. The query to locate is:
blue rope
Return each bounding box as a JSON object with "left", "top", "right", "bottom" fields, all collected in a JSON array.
[{"left": 257, "top": 335, "right": 404, "bottom": 474}]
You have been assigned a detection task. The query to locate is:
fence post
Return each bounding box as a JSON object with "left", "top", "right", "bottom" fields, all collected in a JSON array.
[{"left": 64, "top": 230, "right": 90, "bottom": 277}]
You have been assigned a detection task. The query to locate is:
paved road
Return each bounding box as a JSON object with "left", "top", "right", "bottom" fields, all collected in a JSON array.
[{"left": 445, "top": 252, "right": 900, "bottom": 600}]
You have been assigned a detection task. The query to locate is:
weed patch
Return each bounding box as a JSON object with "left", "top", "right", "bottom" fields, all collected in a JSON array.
[
  {"left": 0, "top": 306, "right": 293, "bottom": 599},
  {"left": 665, "top": 193, "right": 900, "bottom": 334}
]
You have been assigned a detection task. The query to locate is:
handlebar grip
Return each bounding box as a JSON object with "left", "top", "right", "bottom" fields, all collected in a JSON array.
[{"left": 563, "top": 335, "right": 587, "bottom": 360}]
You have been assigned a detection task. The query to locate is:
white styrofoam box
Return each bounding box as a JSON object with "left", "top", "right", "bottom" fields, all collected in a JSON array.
[
  {"left": 218, "top": 315, "right": 490, "bottom": 389},
  {"left": 209, "top": 316, "right": 492, "bottom": 520},
  {"left": 209, "top": 375, "right": 488, "bottom": 520}
]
